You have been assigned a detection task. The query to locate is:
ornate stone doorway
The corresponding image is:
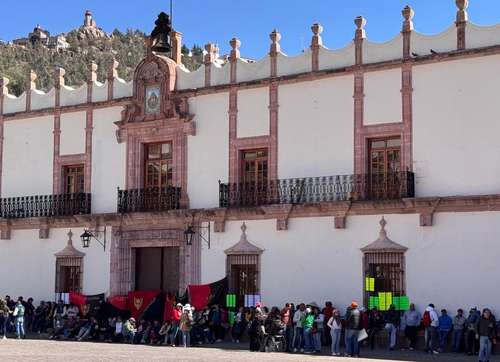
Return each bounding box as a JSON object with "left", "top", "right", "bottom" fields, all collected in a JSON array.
[{"left": 110, "top": 225, "right": 201, "bottom": 296}]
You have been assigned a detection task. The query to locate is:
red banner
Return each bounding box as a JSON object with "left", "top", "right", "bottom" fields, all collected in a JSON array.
[
  {"left": 163, "top": 293, "right": 175, "bottom": 322},
  {"left": 127, "top": 290, "right": 159, "bottom": 319},
  {"left": 188, "top": 284, "right": 211, "bottom": 310},
  {"left": 109, "top": 295, "right": 129, "bottom": 311}
]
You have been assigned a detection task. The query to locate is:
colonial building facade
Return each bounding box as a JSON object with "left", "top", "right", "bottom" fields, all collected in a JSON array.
[{"left": 1, "top": 2, "right": 500, "bottom": 313}]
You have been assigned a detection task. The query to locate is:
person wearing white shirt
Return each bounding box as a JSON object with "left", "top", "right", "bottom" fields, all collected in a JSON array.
[
  {"left": 292, "top": 303, "right": 306, "bottom": 352},
  {"left": 327, "top": 310, "right": 342, "bottom": 356}
]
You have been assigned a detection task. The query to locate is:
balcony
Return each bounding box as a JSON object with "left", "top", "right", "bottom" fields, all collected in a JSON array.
[
  {"left": 0, "top": 193, "right": 91, "bottom": 219},
  {"left": 117, "top": 186, "right": 182, "bottom": 213},
  {"left": 219, "top": 172, "right": 415, "bottom": 208}
]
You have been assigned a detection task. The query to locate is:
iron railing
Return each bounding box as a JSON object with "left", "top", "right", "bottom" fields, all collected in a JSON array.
[
  {"left": 219, "top": 172, "right": 415, "bottom": 208},
  {"left": 0, "top": 193, "right": 91, "bottom": 219},
  {"left": 117, "top": 186, "right": 182, "bottom": 213}
]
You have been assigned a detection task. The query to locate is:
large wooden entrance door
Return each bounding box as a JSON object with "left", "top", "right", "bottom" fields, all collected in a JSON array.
[
  {"left": 368, "top": 138, "right": 401, "bottom": 199},
  {"left": 135, "top": 247, "right": 180, "bottom": 293}
]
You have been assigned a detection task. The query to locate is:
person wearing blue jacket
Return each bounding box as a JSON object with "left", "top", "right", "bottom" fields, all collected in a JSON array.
[{"left": 438, "top": 309, "right": 453, "bottom": 352}]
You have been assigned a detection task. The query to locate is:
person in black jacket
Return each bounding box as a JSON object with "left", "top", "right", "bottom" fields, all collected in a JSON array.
[
  {"left": 368, "top": 307, "right": 385, "bottom": 349},
  {"left": 475, "top": 308, "right": 497, "bottom": 362},
  {"left": 385, "top": 305, "right": 400, "bottom": 350}
]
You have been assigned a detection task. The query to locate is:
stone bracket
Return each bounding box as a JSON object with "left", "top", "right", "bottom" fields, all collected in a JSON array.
[
  {"left": 183, "top": 120, "right": 196, "bottom": 136},
  {"left": 417, "top": 197, "right": 441, "bottom": 227},
  {"left": 39, "top": 218, "right": 50, "bottom": 239},
  {"left": 0, "top": 220, "right": 11, "bottom": 240},
  {"left": 213, "top": 208, "right": 227, "bottom": 233},
  {"left": 334, "top": 201, "right": 352, "bottom": 229},
  {"left": 276, "top": 204, "right": 293, "bottom": 231}
]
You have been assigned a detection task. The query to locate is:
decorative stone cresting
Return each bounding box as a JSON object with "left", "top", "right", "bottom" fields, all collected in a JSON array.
[
  {"left": 269, "top": 29, "right": 281, "bottom": 77},
  {"left": 354, "top": 16, "right": 367, "bottom": 66},
  {"left": 456, "top": 0, "right": 469, "bottom": 50},
  {"left": 229, "top": 38, "right": 241, "bottom": 84},
  {"left": 204, "top": 43, "right": 217, "bottom": 87},
  {"left": 311, "top": 23, "right": 323, "bottom": 71},
  {"left": 360, "top": 217, "right": 408, "bottom": 253},
  {"left": 54, "top": 230, "right": 86, "bottom": 258},
  {"left": 402, "top": 5, "right": 415, "bottom": 59},
  {"left": 224, "top": 222, "right": 263, "bottom": 255}
]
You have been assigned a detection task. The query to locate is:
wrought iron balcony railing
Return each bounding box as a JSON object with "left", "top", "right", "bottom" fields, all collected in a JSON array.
[
  {"left": 0, "top": 193, "right": 91, "bottom": 219},
  {"left": 219, "top": 172, "right": 415, "bottom": 208},
  {"left": 117, "top": 186, "right": 182, "bottom": 213}
]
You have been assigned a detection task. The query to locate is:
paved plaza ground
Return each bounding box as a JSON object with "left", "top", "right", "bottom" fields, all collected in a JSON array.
[{"left": 1, "top": 339, "right": 499, "bottom": 362}]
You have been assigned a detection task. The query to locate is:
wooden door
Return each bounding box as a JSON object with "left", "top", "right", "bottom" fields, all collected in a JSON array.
[
  {"left": 368, "top": 138, "right": 401, "bottom": 199},
  {"left": 135, "top": 247, "right": 180, "bottom": 293},
  {"left": 240, "top": 149, "right": 268, "bottom": 206}
]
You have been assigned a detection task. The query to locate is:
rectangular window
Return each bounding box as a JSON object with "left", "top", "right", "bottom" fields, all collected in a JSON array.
[
  {"left": 241, "top": 149, "right": 268, "bottom": 185},
  {"left": 226, "top": 254, "right": 260, "bottom": 307},
  {"left": 63, "top": 165, "right": 85, "bottom": 194},
  {"left": 144, "top": 142, "right": 173, "bottom": 189},
  {"left": 55, "top": 258, "right": 83, "bottom": 293}
]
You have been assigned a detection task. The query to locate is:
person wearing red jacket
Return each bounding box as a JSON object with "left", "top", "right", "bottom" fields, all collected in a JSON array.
[{"left": 168, "top": 303, "right": 182, "bottom": 346}]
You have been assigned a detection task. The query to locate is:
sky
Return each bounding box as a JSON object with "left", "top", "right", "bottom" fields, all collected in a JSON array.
[{"left": 1, "top": 0, "right": 500, "bottom": 58}]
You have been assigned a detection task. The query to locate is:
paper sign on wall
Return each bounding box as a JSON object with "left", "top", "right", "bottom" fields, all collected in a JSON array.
[
  {"left": 365, "top": 277, "right": 375, "bottom": 292},
  {"left": 378, "top": 292, "right": 393, "bottom": 311}
]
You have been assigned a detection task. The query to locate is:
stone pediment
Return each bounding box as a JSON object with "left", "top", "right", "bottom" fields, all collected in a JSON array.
[
  {"left": 54, "top": 230, "right": 85, "bottom": 258},
  {"left": 225, "top": 223, "right": 263, "bottom": 255},
  {"left": 360, "top": 217, "right": 407, "bottom": 253}
]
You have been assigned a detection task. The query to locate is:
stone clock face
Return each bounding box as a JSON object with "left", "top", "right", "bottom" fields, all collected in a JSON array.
[{"left": 145, "top": 86, "right": 161, "bottom": 115}]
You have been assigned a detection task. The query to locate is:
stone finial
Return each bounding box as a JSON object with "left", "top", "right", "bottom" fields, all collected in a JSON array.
[
  {"left": 402, "top": 5, "right": 415, "bottom": 32},
  {"left": 229, "top": 37, "right": 241, "bottom": 60},
  {"left": 204, "top": 43, "right": 217, "bottom": 64},
  {"left": 27, "top": 70, "right": 37, "bottom": 90},
  {"left": 107, "top": 59, "right": 119, "bottom": 80},
  {"left": 270, "top": 29, "right": 282, "bottom": 54},
  {"left": 354, "top": 16, "right": 367, "bottom": 40},
  {"left": 67, "top": 229, "right": 74, "bottom": 245},
  {"left": 88, "top": 61, "right": 98, "bottom": 83},
  {"left": 311, "top": 23, "right": 323, "bottom": 48},
  {"left": 456, "top": 0, "right": 469, "bottom": 22},
  {"left": 379, "top": 216, "right": 387, "bottom": 236},
  {"left": 53, "top": 67, "right": 65, "bottom": 88},
  {"left": 0, "top": 76, "right": 9, "bottom": 96}
]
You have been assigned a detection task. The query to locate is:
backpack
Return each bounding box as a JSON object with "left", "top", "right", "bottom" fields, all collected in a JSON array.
[{"left": 422, "top": 311, "right": 431, "bottom": 327}]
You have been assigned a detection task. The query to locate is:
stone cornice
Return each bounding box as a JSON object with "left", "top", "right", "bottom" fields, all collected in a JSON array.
[{"left": 2, "top": 194, "right": 500, "bottom": 237}]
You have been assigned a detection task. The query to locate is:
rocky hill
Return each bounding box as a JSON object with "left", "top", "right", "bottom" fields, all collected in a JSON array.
[{"left": 0, "top": 20, "right": 203, "bottom": 96}]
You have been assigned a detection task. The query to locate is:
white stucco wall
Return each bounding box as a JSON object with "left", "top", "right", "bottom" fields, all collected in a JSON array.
[
  {"left": 187, "top": 93, "right": 229, "bottom": 209},
  {"left": 210, "top": 64, "right": 230, "bottom": 86},
  {"left": 113, "top": 79, "right": 133, "bottom": 99},
  {"left": 413, "top": 55, "right": 500, "bottom": 197},
  {"left": 91, "top": 107, "right": 126, "bottom": 213},
  {"left": 92, "top": 81, "right": 108, "bottom": 103},
  {"left": 411, "top": 26, "right": 457, "bottom": 56},
  {"left": 278, "top": 76, "right": 354, "bottom": 179},
  {"left": 364, "top": 68, "right": 402, "bottom": 125},
  {"left": 3, "top": 93, "right": 26, "bottom": 114},
  {"left": 60, "top": 84, "right": 87, "bottom": 107},
  {"left": 203, "top": 211, "right": 500, "bottom": 315},
  {"left": 31, "top": 88, "right": 55, "bottom": 111},
  {"left": 363, "top": 35, "right": 403, "bottom": 64},
  {"left": 237, "top": 88, "right": 269, "bottom": 138},
  {"left": 277, "top": 50, "right": 311, "bottom": 77},
  {"left": 0, "top": 227, "right": 110, "bottom": 302},
  {"left": 60, "top": 111, "right": 86, "bottom": 156},
  {"left": 2, "top": 116, "right": 53, "bottom": 197},
  {"left": 318, "top": 43, "right": 355, "bottom": 71},
  {"left": 466, "top": 23, "right": 500, "bottom": 49},
  {"left": 237, "top": 57, "right": 271, "bottom": 83},
  {"left": 176, "top": 66, "right": 205, "bottom": 90}
]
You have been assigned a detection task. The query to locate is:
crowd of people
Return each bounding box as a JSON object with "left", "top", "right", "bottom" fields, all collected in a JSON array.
[{"left": 0, "top": 295, "right": 498, "bottom": 362}]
